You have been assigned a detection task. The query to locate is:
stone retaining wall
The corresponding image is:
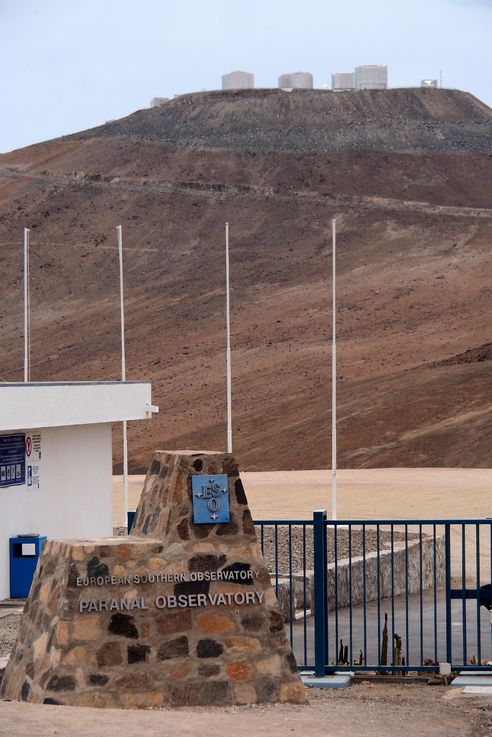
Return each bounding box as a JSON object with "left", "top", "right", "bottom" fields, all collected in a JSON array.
[{"left": 276, "top": 535, "right": 445, "bottom": 621}]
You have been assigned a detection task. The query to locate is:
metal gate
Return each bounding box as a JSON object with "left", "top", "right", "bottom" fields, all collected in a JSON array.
[{"left": 255, "top": 515, "right": 492, "bottom": 674}]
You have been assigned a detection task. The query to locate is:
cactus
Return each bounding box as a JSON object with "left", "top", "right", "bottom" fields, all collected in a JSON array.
[
  {"left": 337, "top": 639, "right": 350, "bottom": 665},
  {"left": 381, "top": 612, "right": 388, "bottom": 666},
  {"left": 393, "top": 633, "right": 402, "bottom": 674}
]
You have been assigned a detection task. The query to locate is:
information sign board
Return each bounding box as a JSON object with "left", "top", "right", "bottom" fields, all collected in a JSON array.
[
  {"left": 25, "top": 432, "right": 41, "bottom": 489},
  {"left": 0, "top": 434, "right": 26, "bottom": 488}
]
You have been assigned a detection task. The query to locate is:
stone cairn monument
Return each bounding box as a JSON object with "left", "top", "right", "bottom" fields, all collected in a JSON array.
[{"left": 1, "top": 451, "right": 306, "bottom": 707}]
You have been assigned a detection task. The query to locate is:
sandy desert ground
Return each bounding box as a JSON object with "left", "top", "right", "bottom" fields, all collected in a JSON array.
[
  {"left": 113, "top": 467, "right": 492, "bottom": 524},
  {"left": 114, "top": 467, "right": 492, "bottom": 574}
]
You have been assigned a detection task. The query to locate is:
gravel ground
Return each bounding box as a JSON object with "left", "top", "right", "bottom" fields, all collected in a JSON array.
[
  {"left": 255, "top": 526, "right": 419, "bottom": 575},
  {"left": 0, "top": 682, "right": 491, "bottom": 737},
  {"left": 113, "top": 525, "right": 419, "bottom": 576},
  {"left": 0, "top": 614, "right": 22, "bottom": 657}
]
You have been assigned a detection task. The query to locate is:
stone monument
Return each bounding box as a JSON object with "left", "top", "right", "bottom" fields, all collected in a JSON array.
[{"left": 1, "top": 451, "right": 306, "bottom": 707}]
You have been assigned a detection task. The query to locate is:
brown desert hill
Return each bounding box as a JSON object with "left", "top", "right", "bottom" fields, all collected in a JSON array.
[{"left": 0, "top": 88, "right": 491, "bottom": 471}]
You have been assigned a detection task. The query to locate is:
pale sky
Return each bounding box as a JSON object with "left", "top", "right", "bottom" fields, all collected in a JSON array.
[{"left": 1, "top": 0, "right": 491, "bottom": 153}]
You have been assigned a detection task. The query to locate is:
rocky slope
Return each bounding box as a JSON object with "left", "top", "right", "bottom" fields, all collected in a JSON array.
[
  {"left": 0, "top": 88, "right": 490, "bottom": 470},
  {"left": 72, "top": 87, "right": 492, "bottom": 153}
]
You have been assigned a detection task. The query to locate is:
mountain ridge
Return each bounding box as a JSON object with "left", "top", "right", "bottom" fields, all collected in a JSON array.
[
  {"left": 62, "top": 87, "right": 492, "bottom": 154},
  {"left": 0, "top": 88, "right": 490, "bottom": 470}
]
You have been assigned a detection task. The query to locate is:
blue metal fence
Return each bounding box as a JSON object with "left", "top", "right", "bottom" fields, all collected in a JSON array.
[{"left": 254, "top": 515, "right": 492, "bottom": 675}]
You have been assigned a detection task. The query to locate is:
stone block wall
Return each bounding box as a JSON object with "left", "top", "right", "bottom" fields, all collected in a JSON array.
[
  {"left": 324, "top": 535, "right": 446, "bottom": 611},
  {"left": 1, "top": 452, "right": 306, "bottom": 708},
  {"left": 275, "top": 535, "right": 445, "bottom": 621}
]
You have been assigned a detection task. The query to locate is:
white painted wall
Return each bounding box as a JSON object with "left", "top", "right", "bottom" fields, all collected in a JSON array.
[{"left": 0, "top": 423, "right": 113, "bottom": 600}]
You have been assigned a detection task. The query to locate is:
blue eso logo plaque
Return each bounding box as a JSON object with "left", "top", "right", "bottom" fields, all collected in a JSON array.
[{"left": 192, "top": 474, "right": 230, "bottom": 524}]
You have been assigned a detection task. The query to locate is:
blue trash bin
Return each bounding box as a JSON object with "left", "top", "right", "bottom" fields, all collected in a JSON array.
[
  {"left": 127, "top": 511, "right": 136, "bottom": 533},
  {"left": 9, "top": 535, "right": 47, "bottom": 598}
]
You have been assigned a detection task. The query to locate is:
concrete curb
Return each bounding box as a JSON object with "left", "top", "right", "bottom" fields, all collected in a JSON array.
[
  {"left": 451, "top": 671, "right": 492, "bottom": 687},
  {"left": 301, "top": 670, "right": 354, "bottom": 689}
]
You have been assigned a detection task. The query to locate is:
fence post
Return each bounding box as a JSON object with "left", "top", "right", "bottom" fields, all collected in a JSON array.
[
  {"left": 444, "top": 523, "right": 452, "bottom": 665},
  {"left": 313, "top": 509, "right": 328, "bottom": 677}
]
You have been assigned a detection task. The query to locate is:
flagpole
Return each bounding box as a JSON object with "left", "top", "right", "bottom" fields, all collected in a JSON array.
[
  {"left": 117, "top": 225, "right": 129, "bottom": 523},
  {"left": 331, "top": 218, "right": 337, "bottom": 521},
  {"left": 23, "top": 227, "right": 30, "bottom": 382},
  {"left": 225, "top": 222, "right": 233, "bottom": 454}
]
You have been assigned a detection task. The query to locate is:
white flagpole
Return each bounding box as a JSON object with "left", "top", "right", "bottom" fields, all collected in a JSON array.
[
  {"left": 331, "top": 218, "right": 337, "bottom": 521},
  {"left": 23, "top": 227, "right": 30, "bottom": 382},
  {"left": 225, "top": 222, "right": 233, "bottom": 454},
  {"left": 117, "top": 225, "right": 129, "bottom": 523}
]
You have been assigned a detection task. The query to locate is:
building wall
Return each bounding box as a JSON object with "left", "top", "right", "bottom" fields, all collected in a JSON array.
[
  {"left": 354, "top": 65, "right": 388, "bottom": 90},
  {"left": 222, "top": 71, "right": 254, "bottom": 89},
  {"left": 332, "top": 72, "right": 355, "bottom": 91},
  {"left": 0, "top": 423, "right": 113, "bottom": 600},
  {"left": 278, "top": 72, "right": 313, "bottom": 89}
]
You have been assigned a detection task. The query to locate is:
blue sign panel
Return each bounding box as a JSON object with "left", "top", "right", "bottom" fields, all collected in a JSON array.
[
  {"left": 192, "top": 474, "right": 230, "bottom": 524},
  {"left": 0, "top": 434, "right": 26, "bottom": 488}
]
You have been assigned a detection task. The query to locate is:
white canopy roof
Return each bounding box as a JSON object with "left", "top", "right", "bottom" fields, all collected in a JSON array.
[{"left": 0, "top": 381, "right": 157, "bottom": 430}]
